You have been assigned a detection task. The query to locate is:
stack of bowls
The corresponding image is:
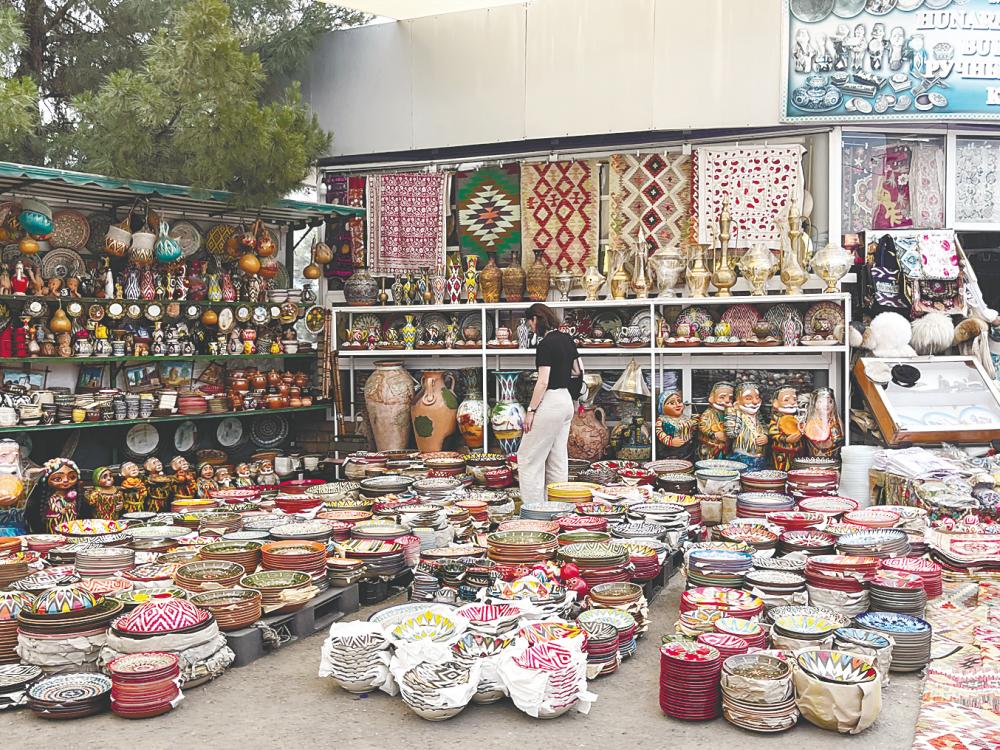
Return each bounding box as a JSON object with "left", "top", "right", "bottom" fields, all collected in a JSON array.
[
  {"left": 616, "top": 540, "right": 661, "bottom": 581},
  {"left": 752, "top": 556, "right": 806, "bottom": 573},
  {"left": 721, "top": 653, "right": 797, "bottom": 733},
  {"left": 786, "top": 468, "right": 839, "bottom": 499},
  {"left": 778, "top": 529, "right": 836, "bottom": 556},
  {"left": 658, "top": 641, "right": 723, "bottom": 720},
  {"left": 853, "top": 611, "right": 932, "bottom": 671},
  {"left": 545, "top": 482, "right": 601, "bottom": 504},
  {"left": 392, "top": 610, "right": 460, "bottom": 643},
  {"left": 497, "top": 519, "right": 559, "bottom": 535},
  {"left": 589, "top": 582, "right": 645, "bottom": 631},
  {"left": 123, "top": 563, "right": 182, "bottom": 589},
  {"left": 24, "top": 534, "right": 66, "bottom": 555},
  {"left": 843, "top": 509, "right": 900, "bottom": 529},
  {"left": 768, "top": 605, "right": 851, "bottom": 630},
  {"left": 0, "top": 663, "right": 41, "bottom": 708},
  {"left": 698, "top": 631, "right": 748, "bottom": 659},
  {"left": 270, "top": 521, "right": 333, "bottom": 543},
  {"left": 881, "top": 557, "right": 942, "bottom": 598},
  {"left": 557, "top": 514, "right": 608, "bottom": 532},
  {"left": 199, "top": 540, "right": 262, "bottom": 572},
  {"left": 680, "top": 587, "right": 763, "bottom": 619},
  {"left": 717, "top": 523, "right": 778, "bottom": 555},
  {"left": 510, "top": 642, "right": 586, "bottom": 718},
  {"left": 240, "top": 570, "right": 314, "bottom": 614},
  {"left": 74, "top": 547, "right": 136, "bottom": 578},
  {"left": 456, "top": 603, "right": 522, "bottom": 637},
  {"left": 766, "top": 510, "right": 825, "bottom": 531},
  {"left": 575, "top": 503, "right": 628, "bottom": 524},
  {"left": 743, "top": 569, "right": 807, "bottom": 602},
  {"left": 359, "top": 475, "right": 414, "bottom": 499},
  {"left": 320, "top": 624, "right": 391, "bottom": 694},
  {"left": 450, "top": 633, "right": 514, "bottom": 704},
  {"left": 628, "top": 502, "right": 690, "bottom": 529},
  {"left": 173, "top": 561, "right": 245, "bottom": 594},
  {"left": 770, "top": 610, "right": 840, "bottom": 645},
  {"left": 740, "top": 469, "right": 788, "bottom": 494},
  {"left": 836, "top": 529, "right": 910, "bottom": 559},
  {"left": 108, "top": 651, "right": 182, "bottom": 718},
  {"left": 714, "top": 617, "right": 767, "bottom": 649},
  {"left": 189, "top": 589, "right": 262, "bottom": 631},
  {"left": 687, "top": 548, "right": 753, "bottom": 589},
  {"left": 262, "top": 541, "right": 327, "bottom": 587},
  {"left": 0, "top": 591, "right": 35, "bottom": 663},
  {"left": 736, "top": 492, "right": 796, "bottom": 519},
  {"left": 197, "top": 512, "right": 242, "bottom": 535},
  {"left": 576, "top": 609, "right": 634, "bottom": 658},
  {"left": 557, "top": 530, "right": 611, "bottom": 547},
  {"left": 334, "top": 539, "right": 406, "bottom": 577},
  {"left": 796, "top": 496, "right": 858, "bottom": 520},
  {"left": 610, "top": 521, "right": 668, "bottom": 541},
  {"left": 868, "top": 571, "right": 927, "bottom": 617},
  {"left": 558, "top": 542, "right": 631, "bottom": 587},
  {"left": 676, "top": 607, "right": 725, "bottom": 637},
  {"left": 579, "top": 620, "right": 620, "bottom": 676},
  {"left": 804, "top": 555, "right": 878, "bottom": 618},
  {"left": 832, "top": 627, "right": 893, "bottom": 682},
  {"left": 0, "top": 556, "right": 30, "bottom": 588},
  {"left": 487, "top": 531, "right": 558, "bottom": 565},
  {"left": 793, "top": 650, "right": 880, "bottom": 730},
  {"left": 27, "top": 673, "right": 111, "bottom": 719},
  {"left": 520, "top": 502, "right": 575, "bottom": 520}
]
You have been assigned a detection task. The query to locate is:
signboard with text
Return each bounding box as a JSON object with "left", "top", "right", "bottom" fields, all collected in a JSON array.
[{"left": 782, "top": 0, "right": 1000, "bottom": 121}]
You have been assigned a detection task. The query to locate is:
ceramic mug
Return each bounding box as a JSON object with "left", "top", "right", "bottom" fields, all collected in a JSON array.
[
  {"left": 274, "top": 456, "right": 295, "bottom": 476},
  {"left": 303, "top": 455, "right": 320, "bottom": 471}
]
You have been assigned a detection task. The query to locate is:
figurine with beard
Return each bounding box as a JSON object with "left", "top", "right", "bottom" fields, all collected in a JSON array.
[
  {"left": 725, "top": 382, "right": 769, "bottom": 471},
  {"left": 171, "top": 456, "right": 197, "bottom": 499},
  {"left": 768, "top": 386, "right": 803, "bottom": 472},
  {"left": 696, "top": 381, "right": 734, "bottom": 461}
]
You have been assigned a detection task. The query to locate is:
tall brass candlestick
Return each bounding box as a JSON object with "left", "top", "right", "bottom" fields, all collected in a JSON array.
[{"left": 711, "top": 197, "right": 737, "bottom": 296}]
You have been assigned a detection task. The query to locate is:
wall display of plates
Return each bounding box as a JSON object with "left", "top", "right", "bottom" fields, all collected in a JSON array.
[
  {"left": 40, "top": 247, "right": 85, "bottom": 279},
  {"left": 764, "top": 303, "right": 803, "bottom": 331},
  {"left": 216, "top": 417, "right": 244, "bottom": 448},
  {"left": 174, "top": 421, "right": 197, "bottom": 453},
  {"left": 804, "top": 301, "right": 845, "bottom": 338},
  {"left": 675, "top": 306, "right": 716, "bottom": 338},
  {"left": 169, "top": 220, "right": 203, "bottom": 257},
  {"left": 125, "top": 424, "right": 160, "bottom": 457},
  {"left": 250, "top": 414, "right": 289, "bottom": 448},
  {"left": 274, "top": 261, "right": 291, "bottom": 289},
  {"left": 304, "top": 306, "right": 326, "bottom": 334},
  {"left": 592, "top": 311, "right": 624, "bottom": 338},
  {"left": 49, "top": 210, "right": 91, "bottom": 250}
]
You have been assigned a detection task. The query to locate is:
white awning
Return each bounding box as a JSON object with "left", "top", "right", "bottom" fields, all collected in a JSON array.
[{"left": 318, "top": 0, "right": 529, "bottom": 21}]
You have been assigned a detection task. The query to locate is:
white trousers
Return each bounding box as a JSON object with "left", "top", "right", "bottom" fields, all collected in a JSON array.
[{"left": 517, "top": 388, "right": 574, "bottom": 504}]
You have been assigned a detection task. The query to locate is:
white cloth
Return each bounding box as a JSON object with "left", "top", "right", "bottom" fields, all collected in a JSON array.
[{"left": 517, "top": 389, "right": 574, "bottom": 504}]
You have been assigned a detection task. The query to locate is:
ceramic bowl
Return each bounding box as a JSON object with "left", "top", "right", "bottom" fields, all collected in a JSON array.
[
  {"left": 795, "top": 649, "right": 878, "bottom": 684},
  {"left": 31, "top": 585, "right": 98, "bottom": 615}
]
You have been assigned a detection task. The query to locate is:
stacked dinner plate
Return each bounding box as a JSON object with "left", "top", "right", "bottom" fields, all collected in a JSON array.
[
  {"left": 590, "top": 582, "right": 647, "bottom": 633},
  {"left": 358, "top": 474, "right": 415, "bottom": 499},
  {"left": 557, "top": 514, "right": 608, "bottom": 532},
  {"left": 882, "top": 557, "right": 942, "bottom": 598},
  {"left": 610, "top": 521, "right": 668, "bottom": 541},
  {"left": 716, "top": 523, "right": 778, "bottom": 555},
  {"left": 74, "top": 547, "right": 136, "bottom": 578},
  {"left": 487, "top": 531, "right": 558, "bottom": 565},
  {"left": 578, "top": 608, "right": 637, "bottom": 659},
  {"left": 579, "top": 620, "right": 620, "bottom": 677},
  {"left": 743, "top": 569, "right": 807, "bottom": 603},
  {"left": 804, "top": 555, "right": 878, "bottom": 617},
  {"left": 766, "top": 511, "right": 825, "bottom": 532},
  {"left": 0, "top": 555, "right": 30, "bottom": 588},
  {"left": 797, "top": 496, "right": 858, "bottom": 520},
  {"left": 546, "top": 481, "right": 602, "bottom": 505},
  {"left": 659, "top": 641, "right": 723, "bottom": 721},
  {"left": 108, "top": 651, "right": 182, "bottom": 718},
  {"left": 616, "top": 541, "right": 661, "bottom": 581},
  {"left": 173, "top": 561, "right": 245, "bottom": 594},
  {"left": 680, "top": 587, "right": 764, "bottom": 619},
  {"left": 767, "top": 605, "right": 850, "bottom": 630},
  {"left": 189, "top": 589, "right": 262, "bottom": 631},
  {"left": 27, "top": 672, "right": 111, "bottom": 719},
  {"left": 557, "top": 531, "right": 611, "bottom": 547},
  {"left": 123, "top": 563, "right": 181, "bottom": 589},
  {"left": 628, "top": 502, "right": 689, "bottom": 530},
  {"left": 270, "top": 521, "right": 333, "bottom": 543},
  {"left": 721, "top": 653, "right": 797, "bottom": 733},
  {"left": 837, "top": 529, "right": 910, "bottom": 559},
  {"left": 334, "top": 540, "right": 407, "bottom": 578},
  {"left": 240, "top": 570, "right": 314, "bottom": 614},
  {"left": 697, "top": 631, "right": 748, "bottom": 659},
  {"left": 778, "top": 529, "right": 836, "bottom": 556},
  {"left": 411, "top": 477, "right": 463, "bottom": 502},
  {"left": 740, "top": 469, "right": 788, "bottom": 494},
  {"left": 520, "top": 502, "right": 575, "bottom": 520},
  {"left": 854, "top": 611, "right": 932, "bottom": 671},
  {"left": 736, "top": 493, "right": 795, "bottom": 519},
  {"left": 351, "top": 520, "right": 410, "bottom": 543},
  {"left": 199, "top": 540, "right": 262, "bottom": 572},
  {"left": 0, "top": 591, "right": 36, "bottom": 663},
  {"left": 675, "top": 607, "right": 725, "bottom": 638},
  {"left": 770, "top": 610, "right": 840, "bottom": 644},
  {"left": 686, "top": 548, "right": 753, "bottom": 589},
  {"left": 878, "top": 505, "right": 929, "bottom": 531},
  {"left": 843, "top": 509, "right": 900, "bottom": 529},
  {"left": 557, "top": 543, "right": 631, "bottom": 587},
  {"left": 869, "top": 571, "right": 927, "bottom": 617},
  {"left": 576, "top": 503, "right": 629, "bottom": 524},
  {"left": 262, "top": 540, "right": 327, "bottom": 587},
  {"left": 0, "top": 663, "right": 42, "bottom": 709},
  {"left": 498, "top": 519, "right": 560, "bottom": 534},
  {"left": 786, "top": 468, "right": 839, "bottom": 499},
  {"left": 714, "top": 617, "right": 766, "bottom": 650},
  {"left": 752, "top": 555, "right": 806, "bottom": 573}
]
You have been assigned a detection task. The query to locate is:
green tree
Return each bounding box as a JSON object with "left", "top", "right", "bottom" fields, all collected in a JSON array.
[
  {"left": 0, "top": 7, "right": 38, "bottom": 155},
  {"left": 68, "top": 0, "right": 333, "bottom": 207}
]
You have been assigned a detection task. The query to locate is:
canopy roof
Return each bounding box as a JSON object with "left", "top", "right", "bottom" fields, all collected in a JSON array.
[
  {"left": 0, "top": 162, "right": 362, "bottom": 228},
  {"left": 320, "top": 0, "right": 529, "bottom": 21}
]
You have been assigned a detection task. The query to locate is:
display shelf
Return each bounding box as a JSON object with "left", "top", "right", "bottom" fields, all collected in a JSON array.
[
  {"left": 334, "top": 348, "right": 483, "bottom": 357},
  {"left": 0, "top": 353, "right": 316, "bottom": 365},
  {"left": 0, "top": 404, "right": 330, "bottom": 433},
  {"left": 0, "top": 295, "right": 315, "bottom": 309},
  {"left": 334, "top": 345, "right": 846, "bottom": 357}
]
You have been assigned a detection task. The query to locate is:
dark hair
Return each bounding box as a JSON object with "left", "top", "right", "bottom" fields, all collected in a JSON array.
[{"left": 527, "top": 303, "right": 559, "bottom": 335}]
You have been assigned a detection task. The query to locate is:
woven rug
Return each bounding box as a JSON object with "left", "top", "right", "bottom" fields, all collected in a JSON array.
[
  {"left": 694, "top": 144, "right": 804, "bottom": 249},
  {"left": 367, "top": 172, "right": 448, "bottom": 275},
  {"left": 323, "top": 175, "right": 366, "bottom": 278},
  {"left": 609, "top": 152, "right": 690, "bottom": 255},
  {"left": 520, "top": 160, "right": 599, "bottom": 275},
  {"left": 912, "top": 701, "right": 1000, "bottom": 750},
  {"left": 455, "top": 165, "right": 521, "bottom": 265}
]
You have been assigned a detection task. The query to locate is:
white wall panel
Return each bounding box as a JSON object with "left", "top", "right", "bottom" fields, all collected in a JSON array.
[
  {"left": 524, "top": 0, "right": 654, "bottom": 138},
  {"left": 411, "top": 4, "right": 527, "bottom": 148},
  {"left": 303, "top": 22, "right": 414, "bottom": 156}
]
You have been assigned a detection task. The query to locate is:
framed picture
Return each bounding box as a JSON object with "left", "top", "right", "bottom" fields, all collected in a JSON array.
[
  {"left": 197, "top": 361, "right": 226, "bottom": 387},
  {"left": 123, "top": 363, "right": 161, "bottom": 393},
  {"left": 76, "top": 364, "right": 106, "bottom": 393},
  {"left": 1, "top": 368, "right": 46, "bottom": 389},
  {"left": 158, "top": 360, "right": 194, "bottom": 388}
]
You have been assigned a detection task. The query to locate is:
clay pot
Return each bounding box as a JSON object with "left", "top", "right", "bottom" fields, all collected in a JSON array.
[
  {"left": 294, "top": 372, "right": 309, "bottom": 388},
  {"left": 410, "top": 370, "right": 459, "bottom": 453},
  {"left": 363, "top": 361, "right": 415, "bottom": 451},
  {"left": 568, "top": 406, "right": 610, "bottom": 462},
  {"left": 267, "top": 369, "right": 281, "bottom": 387},
  {"left": 230, "top": 377, "right": 250, "bottom": 393},
  {"left": 456, "top": 368, "right": 485, "bottom": 450},
  {"left": 251, "top": 372, "right": 267, "bottom": 389},
  {"left": 266, "top": 394, "right": 284, "bottom": 410}
]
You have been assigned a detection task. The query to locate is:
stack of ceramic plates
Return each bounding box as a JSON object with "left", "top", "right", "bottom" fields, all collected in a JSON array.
[
  {"left": 575, "top": 503, "right": 629, "bottom": 524},
  {"left": 697, "top": 631, "right": 748, "bottom": 659},
  {"left": 843, "top": 509, "right": 900, "bottom": 529},
  {"left": 320, "top": 624, "right": 391, "bottom": 694},
  {"left": 317, "top": 509, "right": 373, "bottom": 528},
  {"left": 520, "top": 502, "right": 575, "bottom": 520},
  {"left": 882, "top": 557, "right": 942, "bottom": 598},
  {"left": 334, "top": 539, "right": 407, "bottom": 577},
  {"left": 616, "top": 541, "right": 661, "bottom": 581},
  {"left": 901, "top": 529, "right": 929, "bottom": 558},
  {"left": 766, "top": 511, "right": 825, "bottom": 531},
  {"left": 578, "top": 608, "right": 637, "bottom": 659},
  {"left": 877, "top": 505, "right": 929, "bottom": 531},
  {"left": 455, "top": 499, "right": 489, "bottom": 525},
  {"left": 487, "top": 531, "right": 558, "bottom": 564},
  {"left": 645, "top": 458, "right": 694, "bottom": 475},
  {"left": 778, "top": 529, "right": 836, "bottom": 556},
  {"left": 833, "top": 627, "right": 892, "bottom": 662},
  {"left": 0, "top": 663, "right": 42, "bottom": 709},
  {"left": 510, "top": 642, "right": 585, "bottom": 719},
  {"left": 456, "top": 603, "right": 522, "bottom": 637},
  {"left": 399, "top": 504, "right": 451, "bottom": 530},
  {"left": 519, "top": 620, "right": 588, "bottom": 649},
  {"left": 0, "top": 591, "right": 35, "bottom": 663},
  {"left": 786, "top": 469, "right": 839, "bottom": 499},
  {"left": 450, "top": 633, "right": 514, "bottom": 704},
  {"left": 123, "top": 563, "right": 181, "bottom": 588},
  {"left": 716, "top": 523, "right": 778, "bottom": 554},
  {"left": 610, "top": 521, "right": 668, "bottom": 541},
  {"left": 804, "top": 555, "right": 877, "bottom": 616},
  {"left": 579, "top": 620, "right": 620, "bottom": 676},
  {"left": 23, "top": 535, "right": 66, "bottom": 556},
  {"left": 241, "top": 570, "right": 314, "bottom": 614},
  {"left": 545, "top": 481, "right": 600, "bottom": 505},
  {"left": 557, "top": 530, "right": 611, "bottom": 547},
  {"left": 743, "top": 569, "right": 807, "bottom": 600},
  {"left": 837, "top": 529, "right": 910, "bottom": 559},
  {"left": 47, "top": 543, "right": 96, "bottom": 566},
  {"left": 390, "top": 534, "right": 421, "bottom": 568},
  {"left": 11, "top": 566, "right": 79, "bottom": 593},
  {"left": 173, "top": 561, "right": 245, "bottom": 594},
  {"left": 189, "top": 589, "right": 262, "bottom": 631},
  {"left": 269, "top": 521, "right": 333, "bottom": 543},
  {"left": 199, "top": 541, "right": 262, "bottom": 572},
  {"left": 557, "top": 514, "right": 608, "bottom": 532},
  {"left": 358, "top": 474, "right": 415, "bottom": 499},
  {"left": 392, "top": 610, "right": 460, "bottom": 643},
  {"left": 27, "top": 673, "right": 111, "bottom": 719},
  {"left": 752, "top": 555, "right": 806, "bottom": 573},
  {"left": 351, "top": 520, "right": 410, "bottom": 542},
  {"left": 177, "top": 393, "right": 208, "bottom": 415},
  {"left": 868, "top": 571, "right": 927, "bottom": 617},
  {"left": 767, "top": 605, "right": 850, "bottom": 630},
  {"left": 714, "top": 617, "right": 766, "bottom": 649},
  {"left": 0, "top": 556, "right": 30, "bottom": 588},
  {"left": 680, "top": 587, "right": 763, "bottom": 619},
  {"left": 686, "top": 548, "right": 753, "bottom": 589},
  {"left": 497, "top": 519, "right": 560, "bottom": 535},
  {"left": 676, "top": 607, "right": 725, "bottom": 637},
  {"left": 411, "top": 477, "right": 462, "bottom": 502},
  {"left": 261, "top": 540, "right": 327, "bottom": 585},
  {"left": 853, "top": 612, "right": 932, "bottom": 671},
  {"left": 797, "top": 495, "right": 858, "bottom": 520},
  {"left": 740, "top": 470, "right": 787, "bottom": 494},
  {"left": 721, "top": 653, "right": 797, "bottom": 733},
  {"left": 770, "top": 610, "right": 840, "bottom": 643},
  {"left": 659, "top": 641, "right": 723, "bottom": 721},
  {"left": 696, "top": 468, "right": 741, "bottom": 495},
  {"left": 590, "top": 582, "right": 646, "bottom": 630},
  {"left": 806, "top": 554, "right": 881, "bottom": 581},
  {"left": 272, "top": 496, "right": 323, "bottom": 515},
  {"left": 736, "top": 493, "right": 795, "bottom": 518},
  {"left": 108, "top": 651, "right": 182, "bottom": 718},
  {"left": 558, "top": 542, "right": 631, "bottom": 587},
  {"left": 627, "top": 502, "right": 689, "bottom": 530},
  {"left": 58, "top": 519, "right": 127, "bottom": 539},
  {"left": 74, "top": 547, "right": 136, "bottom": 578},
  {"left": 104, "top": 587, "right": 188, "bottom": 611}
]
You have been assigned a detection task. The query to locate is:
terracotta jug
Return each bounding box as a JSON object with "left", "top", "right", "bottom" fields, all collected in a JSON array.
[
  {"left": 363, "top": 361, "right": 416, "bottom": 451},
  {"left": 526, "top": 249, "right": 550, "bottom": 302},
  {"left": 568, "top": 406, "right": 610, "bottom": 462},
  {"left": 410, "top": 370, "right": 459, "bottom": 453}
]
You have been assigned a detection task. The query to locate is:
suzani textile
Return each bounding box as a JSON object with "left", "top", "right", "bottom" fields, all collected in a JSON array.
[
  {"left": 520, "top": 160, "right": 599, "bottom": 274},
  {"left": 368, "top": 172, "right": 448, "bottom": 275}
]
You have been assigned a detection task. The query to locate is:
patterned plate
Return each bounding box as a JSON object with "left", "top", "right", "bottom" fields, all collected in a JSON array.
[
  {"left": 720, "top": 304, "right": 762, "bottom": 340},
  {"left": 28, "top": 673, "right": 111, "bottom": 702},
  {"left": 304, "top": 305, "right": 326, "bottom": 334},
  {"left": 0, "top": 664, "right": 42, "bottom": 688},
  {"left": 169, "top": 220, "right": 203, "bottom": 257},
  {"left": 40, "top": 247, "right": 85, "bottom": 279},
  {"left": 250, "top": 414, "right": 290, "bottom": 448},
  {"left": 108, "top": 651, "right": 179, "bottom": 676},
  {"left": 274, "top": 261, "right": 291, "bottom": 289},
  {"left": 675, "top": 306, "right": 716, "bottom": 337},
  {"left": 854, "top": 611, "right": 931, "bottom": 633},
  {"left": 49, "top": 210, "right": 91, "bottom": 250},
  {"left": 764, "top": 303, "right": 803, "bottom": 332},
  {"left": 804, "top": 301, "right": 845, "bottom": 338}
]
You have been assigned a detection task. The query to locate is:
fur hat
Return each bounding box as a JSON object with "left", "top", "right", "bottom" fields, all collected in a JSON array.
[{"left": 910, "top": 312, "right": 956, "bottom": 355}]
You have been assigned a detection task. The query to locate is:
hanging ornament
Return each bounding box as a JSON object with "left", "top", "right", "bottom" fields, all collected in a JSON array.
[
  {"left": 201, "top": 309, "right": 218, "bottom": 326},
  {"left": 303, "top": 263, "right": 322, "bottom": 280},
  {"left": 18, "top": 237, "right": 39, "bottom": 255},
  {"left": 50, "top": 304, "right": 72, "bottom": 334},
  {"left": 259, "top": 257, "right": 279, "bottom": 280},
  {"left": 255, "top": 220, "right": 276, "bottom": 258},
  {"left": 313, "top": 239, "right": 333, "bottom": 265},
  {"left": 154, "top": 220, "right": 183, "bottom": 263},
  {"left": 239, "top": 253, "right": 261, "bottom": 274}
]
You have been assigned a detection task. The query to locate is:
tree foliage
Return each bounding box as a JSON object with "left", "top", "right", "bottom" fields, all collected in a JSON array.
[
  {"left": 68, "top": 0, "right": 333, "bottom": 207},
  {"left": 0, "top": 7, "right": 38, "bottom": 154}
]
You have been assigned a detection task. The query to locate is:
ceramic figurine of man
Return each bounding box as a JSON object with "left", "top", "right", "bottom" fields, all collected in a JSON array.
[
  {"left": 144, "top": 457, "right": 173, "bottom": 513},
  {"left": 234, "top": 462, "right": 255, "bottom": 488},
  {"left": 171, "top": 456, "right": 197, "bottom": 499},
  {"left": 696, "top": 381, "right": 734, "bottom": 461},
  {"left": 87, "top": 466, "right": 124, "bottom": 520},
  {"left": 196, "top": 462, "right": 219, "bottom": 497},
  {"left": 655, "top": 388, "right": 696, "bottom": 461},
  {"left": 119, "top": 461, "right": 148, "bottom": 514},
  {"left": 26, "top": 458, "right": 85, "bottom": 533},
  {"left": 725, "top": 382, "right": 769, "bottom": 471},
  {"left": 215, "top": 466, "right": 233, "bottom": 489},
  {"left": 768, "top": 386, "right": 803, "bottom": 472},
  {"left": 256, "top": 459, "right": 278, "bottom": 486}
]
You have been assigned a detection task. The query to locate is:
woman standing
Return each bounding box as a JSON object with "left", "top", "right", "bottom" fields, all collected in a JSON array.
[{"left": 517, "top": 303, "right": 581, "bottom": 503}]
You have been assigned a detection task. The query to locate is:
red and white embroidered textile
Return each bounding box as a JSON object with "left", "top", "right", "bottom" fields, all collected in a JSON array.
[{"left": 368, "top": 172, "right": 448, "bottom": 274}]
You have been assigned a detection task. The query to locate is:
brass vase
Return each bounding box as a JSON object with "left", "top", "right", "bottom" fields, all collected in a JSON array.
[
  {"left": 609, "top": 248, "right": 630, "bottom": 300},
  {"left": 525, "top": 249, "right": 550, "bottom": 302},
  {"left": 553, "top": 268, "right": 575, "bottom": 301},
  {"left": 502, "top": 250, "right": 526, "bottom": 302},
  {"left": 710, "top": 200, "right": 737, "bottom": 297},
  {"left": 686, "top": 244, "right": 712, "bottom": 298},
  {"left": 630, "top": 242, "right": 652, "bottom": 299},
  {"left": 780, "top": 202, "right": 809, "bottom": 295},
  {"left": 581, "top": 264, "right": 605, "bottom": 300},
  {"left": 738, "top": 243, "right": 777, "bottom": 296},
  {"left": 480, "top": 251, "right": 502, "bottom": 303},
  {"left": 649, "top": 245, "right": 687, "bottom": 297}
]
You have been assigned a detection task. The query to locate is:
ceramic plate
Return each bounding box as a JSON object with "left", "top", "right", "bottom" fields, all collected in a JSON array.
[
  {"left": 40, "top": 247, "right": 85, "bottom": 279},
  {"left": 169, "top": 220, "right": 202, "bottom": 257},
  {"left": 216, "top": 417, "right": 244, "bottom": 447},
  {"left": 174, "top": 421, "right": 197, "bottom": 452},
  {"left": 125, "top": 424, "right": 159, "bottom": 457}
]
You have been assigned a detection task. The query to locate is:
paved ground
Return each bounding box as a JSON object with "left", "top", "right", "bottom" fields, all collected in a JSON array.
[{"left": 8, "top": 576, "right": 921, "bottom": 750}]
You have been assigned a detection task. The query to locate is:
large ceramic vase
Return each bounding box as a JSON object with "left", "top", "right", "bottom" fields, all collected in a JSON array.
[
  {"left": 456, "top": 368, "right": 486, "bottom": 450},
  {"left": 503, "top": 250, "right": 526, "bottom": 302},
  {"left": 490, "top": 371, "right": 526, "bottom": 455},
  {"left": 411, "top": 370, "right": 459, "bottom": 453},
  {"left": 363, "top": 361, "right": 415, "bottom": 451},
  {"left": 568, "top": 406, "right": 610, "bottom": 462},
  {"left": 344, "top": 267, "right": 378, "bottom": 306},
  {"left": 480, "top": 252, "right": 502, "bottom": 303},
  {"left": 526, "top": 249, "right": 550, "bottom": 302}
]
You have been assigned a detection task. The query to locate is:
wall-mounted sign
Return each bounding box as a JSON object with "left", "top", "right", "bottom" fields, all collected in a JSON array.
[{"left": 782, "top": 0, "right": 1000, "bottom": 122}]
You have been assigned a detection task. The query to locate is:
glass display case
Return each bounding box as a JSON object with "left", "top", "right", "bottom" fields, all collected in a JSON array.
[{"left": 853, "top": 356, "right": 1000, "bottom": 446}]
